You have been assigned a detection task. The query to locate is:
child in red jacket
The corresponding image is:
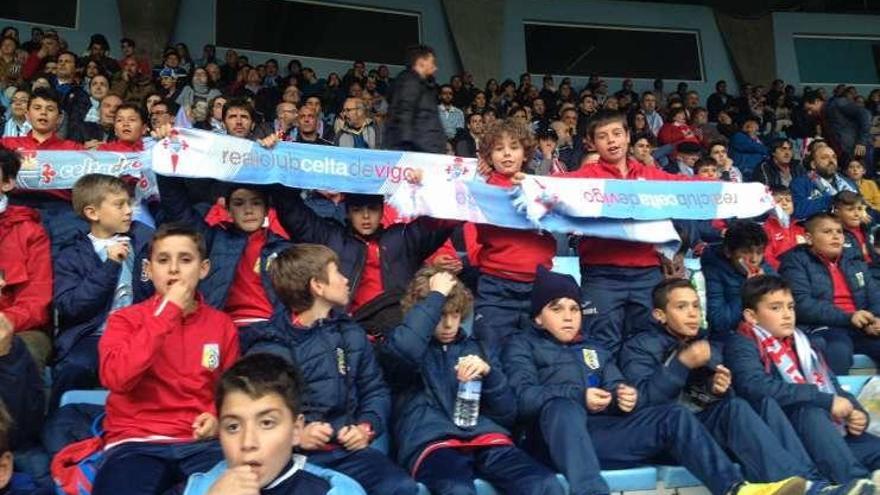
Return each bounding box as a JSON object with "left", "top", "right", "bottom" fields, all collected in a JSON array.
[
  {"left": 763, "top": 185, "right": 806, "bottom": 271},
  {"left": 93, "top": 223, "right": 240, "bottom": 495},
  {"left": 0, "top": 145, "right": 52, "bottom": 368},
  {"left": 472, "top": 120, "right": 557, "bottom": 348}
]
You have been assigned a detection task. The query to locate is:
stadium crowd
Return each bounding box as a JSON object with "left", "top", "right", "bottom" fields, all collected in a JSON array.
[{"left": 2, "top": 23, "right": 880, "bottom": 495}]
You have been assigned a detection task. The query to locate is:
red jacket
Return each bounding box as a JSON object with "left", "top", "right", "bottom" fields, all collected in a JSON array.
[
  {"left": 2, "top": 133, "right": 85, "bottom": 202},
  {"left": 763, "top": 216, "right": 806, "bottom": 270},
  {"left": 657, "top": 122, "right": 701, "bottom": 147},
  {"left": 558, "top": 159, "right": 691, "bottom": 268},
  {"left": 99, "top": 294, "right": 240, "bottom": 447},
  {"left": 477, "top": 172, "right": 556, "bottom": 282},
  {"left": 0, "top": 205, "right": 52, "bottom": 332},
  {"left": 97, "top": 139, "right": 144, "bottom": 152}
]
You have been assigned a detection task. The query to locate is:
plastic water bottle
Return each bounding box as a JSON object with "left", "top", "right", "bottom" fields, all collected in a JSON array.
[{"left": 453, "top": 380, "right": 482, "bottom": 428}]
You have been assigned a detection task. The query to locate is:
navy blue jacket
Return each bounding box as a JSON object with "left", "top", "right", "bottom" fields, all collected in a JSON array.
[
  {"left": 619, "top": 325, "right": 727, "bottom": 409},
  {"left": 724, "top": 332, "right": 863, "bottom": 414},
  {"left": 824, "top": 97, "right": 873, "bottom": 157},
  {"left": 157, "top": 175, "right": 291, "bottom": 310},
  {"left": 790, "top": 173, "right": 857, "bottom": 220},
  {"left": 843, "top": 227, "right": 873, "bottom": 265},
  {"left": 702, "top": 244, "right": 775, "bottom": 339},
  {"left": 53, "top": 221, "right": 155, "bottom": 359},
  {"left": 0, "top": 337, "right": 45, "bottom": 450},
  {"left": 379, "top": 292, "right": 517, "bottom": 471},
  {"left": 273, "top": 187, "right": 453, "bottom": 299},
  {"left": 241, "top": 310, "right": 391, "bottom": 439},
  {"left": 778, "top": 245, "right": 880, "bottom": 329},
  {"left": 502, "top": 327, "right": 627, "bottom": 420}
]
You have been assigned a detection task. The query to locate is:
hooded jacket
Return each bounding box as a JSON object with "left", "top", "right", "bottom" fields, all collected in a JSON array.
[{"left": 0, "top": 205, "right": 52, "bottom": 333}]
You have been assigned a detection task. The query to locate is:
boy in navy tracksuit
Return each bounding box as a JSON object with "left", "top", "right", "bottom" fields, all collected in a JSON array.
[
  {"left": 53, "top": 174, "right": 154, "bottom": 407},
  {"left": 0, "top": 326, "right": 44, "bottom": 467},
  {"left": 183, "top": 354, "right": 336, "bottom": 495},
  {"left": 620, "top": 279, "right": 861, "bottom": 492},
  {"left": 503, "top": 266, "right": 804, "bottom": 495},
  {"left": 379, "top": 266, "right": 562, "bottom": 495},
  {"left": 240, "top": 244, "right": 418, "bottom": 495},
  {"left": 271, "top": 184, "right": 454, "bottom": 336},
  {"left": 778, "top": 213, "right": 880, "bottom": 375},
  {"left": 832, "top": 191, "right": 873, "bottom": 264},
  {"left": 702, "top": 220, "right": 774, "bottom": 339},
  {"left": 157, "top": 174, "right": 291, "bottom": 327},
  {"left": 0, "top": 401, "right": 47, "bottom": 495},
  {"left": 725, "top": 275, "right": 880, "bottom": 485}
]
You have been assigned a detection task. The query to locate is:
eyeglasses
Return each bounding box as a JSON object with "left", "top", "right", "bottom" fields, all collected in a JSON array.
[{"left": 342, "top": 107, "right": 361, "bottom": 113}]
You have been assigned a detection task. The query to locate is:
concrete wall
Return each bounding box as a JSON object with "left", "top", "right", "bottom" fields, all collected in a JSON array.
[{"left": 773, "top": 11, "right": 880, "bottom": 91}]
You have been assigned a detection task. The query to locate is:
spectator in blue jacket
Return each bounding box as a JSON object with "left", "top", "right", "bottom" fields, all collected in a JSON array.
[
  {"left": 728, "top": 116, "right": 769, "bottom": 180},
  {"left": 725, "top": 275, "right": 880, "bottom": 486},
  {"left": 271, "top": 186, "right": 454, "bottom": 337},
  {"left": 503, "top": 266, "right": 804, "bottom": 495},
  {"left": 621, "top": 279, "right": 839, "bottom": 488},
  {"left": 0, "top": 400, "right": 46, "bottom": 495},
  {"left": 52, "top": 174, "right": 154, "bottom": 408},
  {"left": 804, "top": 91, "right": 874, "bottom": 175},
  {"left": 240, "top": 244, "right": 418, "bottom": 495},
  {"left": 778, "top": 213, "right": 880, "bottom": 375},
  {"left": 0, "top": 330, "right": 43, "bottom": 457},
  {"left": 790, "top": 144, "right": 857, "bottom": 221},
  {"left": 702, "top": 220, "right": 774, "bottom": 339},
  {"left": 380, "top": 267, "right": 562, "bottom": 495}
]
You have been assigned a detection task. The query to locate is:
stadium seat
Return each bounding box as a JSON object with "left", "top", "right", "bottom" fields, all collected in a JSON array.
[
  {"left": 850, "top": 354, "right": 876, "bottom": 374},
  {"left": 838, "top": 375, "right": 871, "bottom": 395},
  {"left": 656, "top": 465, "right": 702, "bottom": 490},
  {"left": 58, "top": 389, "right": 109, "bottom": 408},
  {"left": 602, "top": 467, "right": 659, "bottom": 492},
  {"left": 552, "top": 256, "right": 581, "bottom": 280}
]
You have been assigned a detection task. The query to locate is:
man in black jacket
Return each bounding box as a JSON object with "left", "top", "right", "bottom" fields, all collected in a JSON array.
[{"left": 384, "top": 45, "right": 446, "bottom": 154}]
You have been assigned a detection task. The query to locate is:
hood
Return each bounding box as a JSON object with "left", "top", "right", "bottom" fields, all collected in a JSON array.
[{"left": 700, "top": 243, "right": 733, "bottom": 274}]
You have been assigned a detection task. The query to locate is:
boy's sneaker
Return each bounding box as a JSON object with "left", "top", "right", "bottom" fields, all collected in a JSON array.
[
  {"left": 809, "top": 479, "right": 876, "bottom": 495},
  {"left": 733, "top": 477, "right": 807, "bottom": 495}
]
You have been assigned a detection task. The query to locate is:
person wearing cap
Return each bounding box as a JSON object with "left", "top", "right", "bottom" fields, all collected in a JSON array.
[
  {"left": 83, "top": 33, "right": 119, "bottom": 75},
  {"left": 157, "top": 67, "right": 183, "bottom": 104},
  {"left": 664, "top": 141, "right": 703, "bottom": 176},
  {"left": 754, "top": 138, "right": 807, "bottom": 188},
  {"left": 271, "top": 182, "right": 456, "bottom": 336},
  {"left": 530, "top": 125, "right": 567, "bottom": 176},
  {"left": 503, "top": 266, "right": 807, "bottom": 495}
]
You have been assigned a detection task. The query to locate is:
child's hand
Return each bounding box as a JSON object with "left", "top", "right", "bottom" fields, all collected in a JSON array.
[
  {"left": 165, "top": 279, "right": 196, "bottom": 312},
  {"left": 405, "top": 168, "right": 424, "bottom": 185},
  {"left": 84, "top": 139, "right": 102, "bottom": 151},
  {"left": 192, "top": 412, "right": 218, "bottom": 440},
  {"left": 258, "top": 133, "right": 279, "bottom": 149},
  {"left": 616, "top": 384, "right": 638, "bottom": 412},
  {"left": 539, "top": 140, "right": 555, "bottom": 160},
  {"left": 585, "top": 387, "right": 612, "bottom": 413},
  {"left": 851, "top": 310, "right": 875, "bottom": 329},
  {"left": 337, "top": 424, "right": 370, "bottom": 451},
  {"left": 736, "top": 257, "right": 763, "bottom": 278},
  {"left": 106, "top": 241, "right": 131, "bottom": 263},
  {"left": 431, "top": 254, "right": 463, "bottom": 274},
  {"left": 207, "top": 465, "right": 260, "bottom": 495},
  {"left": 477, "top": 158, "right": 493, "bottom": 178},
  {"left": 711, "top": 365, "right": 732, "bottom": 395},
  {"left": 429, "top": 271, "right": 458, "bottom": 296},
  {"left": 831, "top": 395, "right": 855, "bottom": 421},
  {"left": 678, "top": 340, "right": 712, "bottom": 369},
  {"left": 0, "top": 313, "right": 12, "bottom": 357},
  {"left": 510, "top": 172, "right": 527, "bottom": 186},
  {"left": 150, "top": 123, "right": 173, "bottom": 140},
  {"left": 455, "top": 355, "right": 490, "bottom": 382},
  {"left": 847, "top": 409, "right": 868, "bottom": 436},
  {"left": 300, "top": 422, "right": 334, "bottom": 450}
]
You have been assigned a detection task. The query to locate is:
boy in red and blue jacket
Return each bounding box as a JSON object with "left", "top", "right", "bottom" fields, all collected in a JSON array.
[
  {"left": 241, "top": 244, "right": 418, "bottom": 495},
  {"left": 763, "top": 186, "right": 806, "bottom": 271},
  {"left": 726, "top": 275, "right": 880, "bottom": 486},
  {"left": 93, "top": 224, "right": 240, "bottom": 495},
  {"left": 53, "top": 174, "right": 154, "bottom": 408},
  {"left": 778, "top": 213, "right": 880, "bottom": 375},
  {"left": 0, "top": 145, "right": 53, "bottom": 368},
  {"left": 379, "top": 266, "right": 562, "bottom": 495}
]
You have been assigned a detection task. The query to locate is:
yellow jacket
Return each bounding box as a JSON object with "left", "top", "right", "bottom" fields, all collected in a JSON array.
[{"left": 858, "top": 179, "right": 880, "bottom": 211}]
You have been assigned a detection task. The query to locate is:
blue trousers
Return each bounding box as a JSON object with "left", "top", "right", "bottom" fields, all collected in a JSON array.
[
  {"left": 698, "top": 397, "right": 820, "bottom": 482},
  {"left": 473, "top": 274, "right": 533, "bottom": 349},
  {"left": 809, "top": 326, "right": 880, "bottom": 375},
  {"left": 92, "top": 440, "right": 224, "bottom": 495},
  {"left": 581, "top": 266, "right": 662, "bottom": 356},
  {"left": 51, "top": 335, "right": 101, "bottom": 411},
  {"left": 537, "top": 398, "right": 741, "bottom": 495},
  {"left": 308, "top": 447, "right": 418, "bottom": 495},
  {"left": 785, "top": 404, "right": 880, "bottom": 483},
  {"left": 415, "top": 445, "right": 563, "bottom": 495}
]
